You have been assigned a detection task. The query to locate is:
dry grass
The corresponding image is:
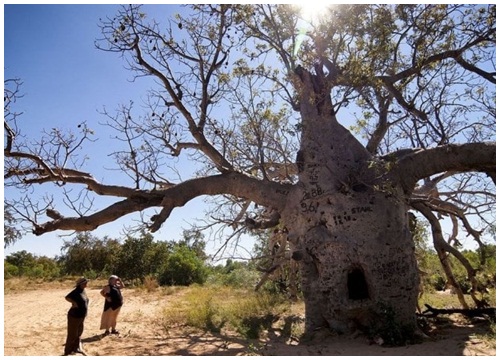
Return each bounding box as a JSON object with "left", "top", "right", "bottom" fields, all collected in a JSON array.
[
  {"left": 419, "top": 290, "right": 496, "bottom": 312},
  {"left": 4, "top": 276, "right": 88, "bottom": 293},
  {"left": 160, "top": 285, "right": 293, "bottom": 338}
]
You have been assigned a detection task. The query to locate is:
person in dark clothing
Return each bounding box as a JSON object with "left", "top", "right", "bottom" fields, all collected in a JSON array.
[
  {"left": 100, "top": 275, "right": 124, "bottom": 335},
  {"left": 64, "top": 277, "right": 89, "bottom": 356}
]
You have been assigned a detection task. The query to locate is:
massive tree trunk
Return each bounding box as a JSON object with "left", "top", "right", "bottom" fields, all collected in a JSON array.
[{"left": 283, "top": 69, "right": 420, "bottom": 338}]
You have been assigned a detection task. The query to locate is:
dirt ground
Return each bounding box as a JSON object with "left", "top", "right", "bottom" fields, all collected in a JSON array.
[{"left": 3, "top": 283, "right": 495, "bottom": 356}]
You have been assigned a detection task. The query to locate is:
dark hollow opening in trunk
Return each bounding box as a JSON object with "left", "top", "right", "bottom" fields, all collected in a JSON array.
[{"left": 348, "top": 268, "right": 369, "bottom": 300}]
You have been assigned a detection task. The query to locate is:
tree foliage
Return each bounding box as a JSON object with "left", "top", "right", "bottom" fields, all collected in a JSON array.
[
  {"left": 158, "top": 244, "right": 208, "bottom": 286},
  {"left": 5, "top": 230, "right": 210, "bottom": 285},
  {"left": 60, "top": 232, "right": 121, "bottom": 277},
  {"left": 114, "top": 231, "right": 170, "bottom": 281},
  {"left": 4, "top": 204, "right": 22, "bottom": 248},
  {"left": 4, "top": 250, "right": 61, "bottom": 279}
]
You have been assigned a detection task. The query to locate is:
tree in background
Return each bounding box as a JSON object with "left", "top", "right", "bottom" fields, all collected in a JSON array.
[
  {"left": 114, "top": 231, "right": 170, "bottom": 281},
  {"left": 60, "top": 232, "right": 122, "bottom": 277},
  {"left": 207, "top": 259, "right": 261, "bottom": 289},
  {"left": 157, "top": 229, "right": 209, "bottom": 286},
  {"left": 4, "top": 5, "right": 495, "bottom": 341},
  {"left": 4, "top": 230, "right": 210, "bottom": 285},
  {"left": 5, "top": 250, "right": 36, "bottom": 277},
  {"left": 177, "top": 229, "right": 208, "bottom": 261}
]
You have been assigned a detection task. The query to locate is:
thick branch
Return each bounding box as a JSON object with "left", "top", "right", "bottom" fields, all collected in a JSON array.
[
  {"left": 150, "top": 172, "right": 292, "bottom": 232},
  {"left": 33, "top": 172, "right": 293, "bottom": 235},
  {"left": 33, "top": 198, "right": 154, "bottom": 235},
  {"left": 392, "top": 142, "right": 496, "bottom": 193},
  {"left": 244, "top": 210, "right": 281, "bottom": 230},
  {"left": 455, "top": 55, "right": 495, "bottom": 84}
]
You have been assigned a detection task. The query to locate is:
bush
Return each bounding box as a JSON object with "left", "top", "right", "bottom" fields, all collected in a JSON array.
[
  {"left": 4, "top": 261, "right": 19, "bottom": 279},
  {"left": 60, "top": 233, "right": 121, "bottom": 276},
  {"left": 428, "top": 273, "right": 446, "bottom": 291},
  {"left": 114, "top": 232, "right": 170, "bottom": 281},
  {"left": 158, "top": 245, "right": 208, "bottom": 286},
  {"left": 4, "top": 252, "right": 62, "bottom": 280}
]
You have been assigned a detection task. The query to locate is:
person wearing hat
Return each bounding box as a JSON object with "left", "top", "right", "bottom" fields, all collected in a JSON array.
[
  {"left": 99, "top": 275, "right": 124, "bottom": 335},
  {"left": 64, "top": 277, "right": 89, "bottom": 356}
]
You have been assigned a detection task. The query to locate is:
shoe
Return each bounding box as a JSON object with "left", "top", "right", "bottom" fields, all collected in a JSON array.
[
  {"left": 111, "top": 329, "right": 119, "bottom": 335},
  {"left": 104, "top": 330, "right": 110, "bottom": 336}
]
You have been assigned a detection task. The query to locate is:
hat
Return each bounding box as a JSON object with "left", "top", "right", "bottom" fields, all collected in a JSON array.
[
  {"left": 76, "top": 277, "right": 88, "bottom": 286},
  {"left": 109, "top": 275, "right": 119, "bottom": 280}
]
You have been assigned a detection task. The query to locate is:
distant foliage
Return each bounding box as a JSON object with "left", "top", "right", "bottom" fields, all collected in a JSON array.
[
  {"left": 59, "top": 232, "right": 122, "bottom": 276},
  {"left": 4, "top": 230, "right": 210, "bottom": 284},
  {"left": 4, "top": 251, "right": 61, "bottom": 279},
  {"left": 419, "top": 244, "right": 496, "bottom": 303},
  {"left": 5, "top": 227, "right": 494, "bottom": 307},
  {"left": 114, "top": 232, "right": 170, "bottom": 281},
  {"left": 158, "top": 244, "right": 208, "bottom": 286},
  {"left": 207, "top": 260, "right": 260, "bottom": 288}
]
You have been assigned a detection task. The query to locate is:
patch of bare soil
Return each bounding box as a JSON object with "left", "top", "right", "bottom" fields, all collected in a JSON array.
[{"left": 3, "top": 284, "right": 495, "bottom": 356}]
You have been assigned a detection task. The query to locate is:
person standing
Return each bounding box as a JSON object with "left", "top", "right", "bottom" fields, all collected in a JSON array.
[
  {"left": 100, "top": 275, "right": 124, "bottom": 335},
  {"left": 64, "top": 277, "right": 89, "bottom": 356}
]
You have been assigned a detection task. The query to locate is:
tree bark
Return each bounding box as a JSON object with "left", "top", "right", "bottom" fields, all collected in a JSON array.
[{"left": 283, "top": 70, "right": 420, "bottom": 338}]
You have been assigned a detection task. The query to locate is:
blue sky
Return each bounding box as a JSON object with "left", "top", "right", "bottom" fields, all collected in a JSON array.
[{"left": 3, "top": 4, "right": 219, "bottom": 258}]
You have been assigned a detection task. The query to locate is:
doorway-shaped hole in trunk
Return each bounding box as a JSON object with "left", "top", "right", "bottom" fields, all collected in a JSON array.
[{"left": 347, "top": 267, "right": 369, "bottom": 300}]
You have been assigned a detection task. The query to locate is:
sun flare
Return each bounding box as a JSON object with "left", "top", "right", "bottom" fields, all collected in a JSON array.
[{"left": 299, "top": 2, "right": 333, "bottom": 23}]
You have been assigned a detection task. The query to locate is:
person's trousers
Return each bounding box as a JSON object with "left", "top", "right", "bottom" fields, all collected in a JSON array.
[{"left": 64, "top": 314, "right": 85, "bottom": 355}]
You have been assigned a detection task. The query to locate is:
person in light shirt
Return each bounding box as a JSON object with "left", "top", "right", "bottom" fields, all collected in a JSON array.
[{"left": 99, "top": 275, "right": 125, "bottom": 335}]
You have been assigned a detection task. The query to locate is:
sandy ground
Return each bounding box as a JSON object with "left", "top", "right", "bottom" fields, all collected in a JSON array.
[{"left": 3, "top": 284, "right": 495, "bottom": 356}]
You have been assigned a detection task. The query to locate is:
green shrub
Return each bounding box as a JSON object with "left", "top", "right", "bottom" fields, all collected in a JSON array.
[
  {"left": 4, "top": 252, "right": 62, "bottom": 280},
  {"left": 4, "top": 261, "right": 19, "bottom": 279},
  {"left": 158, "top": 245, "right": 207, "bottom": 286},
  {"left": 83, "top": 269, "right": 98, "bottom": 280}
]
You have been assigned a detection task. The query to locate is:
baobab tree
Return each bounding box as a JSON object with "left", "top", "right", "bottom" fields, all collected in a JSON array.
[{"left": 4, "top": 4, "right": 495, "bottom": 342}]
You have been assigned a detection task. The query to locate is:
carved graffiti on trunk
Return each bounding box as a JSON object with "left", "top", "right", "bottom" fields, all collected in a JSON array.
[
  {"left": 306, "top": 163, "right": 320, "bottom": 184},
  {"left": 302, "top": 185, "right": 324, "bottom": 201},
  {"left": 301, "top": 201, "right": 319, "bottom": 213},
  {"left": 332, "top": 206, "right": 372, "bottom": 226}
]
